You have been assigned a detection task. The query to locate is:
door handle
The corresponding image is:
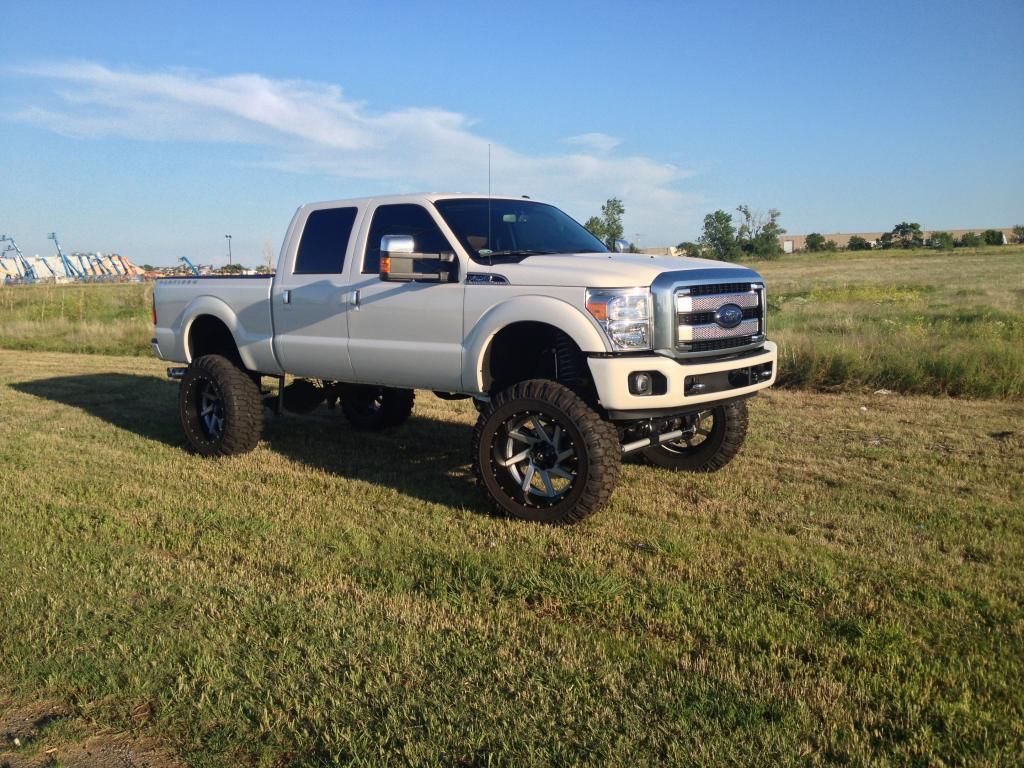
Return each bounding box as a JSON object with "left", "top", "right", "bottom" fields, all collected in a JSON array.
[
  {"left": 348, "top": 289, "right": 360, "bottom": 307},
  {"left": 282, "top": 289, "right": 291, "bottom": 304}
]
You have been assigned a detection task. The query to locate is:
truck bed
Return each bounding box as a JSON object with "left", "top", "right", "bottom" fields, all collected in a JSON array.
[{"left": 152, "top": 274, "right": 281, "bottom": 375}]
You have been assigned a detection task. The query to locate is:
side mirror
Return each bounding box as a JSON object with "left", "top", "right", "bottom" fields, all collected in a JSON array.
[
  {"left": 613, "top": 239, "right": 630, "bottom": 253},
  {"left": 379, "top": 235, "right": 454, "bottom": 283}
]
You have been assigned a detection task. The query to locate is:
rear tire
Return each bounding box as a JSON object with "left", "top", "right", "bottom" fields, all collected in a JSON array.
[
  {"left": 640, "top": 400, "right": 748, "bottom": 472},
  {"left": 472, "top": 379, "right": 620, "bottom": 524},
  {"left": 340, "top": 385, "right": 415, "bottom": 430},
  {"left": 179, "top": 354, "right": 263, "bottom": 456}
]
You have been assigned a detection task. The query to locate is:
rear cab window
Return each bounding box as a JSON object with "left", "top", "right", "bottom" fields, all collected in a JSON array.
[{"left": 294, "top": 207, "right": 358, "bottom": 274}]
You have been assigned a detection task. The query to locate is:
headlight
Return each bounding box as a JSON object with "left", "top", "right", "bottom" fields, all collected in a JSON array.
[{"left": 585, "top": 288, "right": 652, "bottom": 351}]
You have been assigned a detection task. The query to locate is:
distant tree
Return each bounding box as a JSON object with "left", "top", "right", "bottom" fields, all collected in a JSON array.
[
  {"left": 142, "top": 263, "right": 156, "bottom": 271},
  {"left": 824, "top": 240, "right": 838, "bottom": 251},
  {"left": 889, "top": 221, "right": 924, "bottom": 248},
  {"left": 583, "top": 216, "right": 606, "bottom": 244},
  {"left": 675, "top": 241, "right": 702, "bottom": 258},
  {"left": 698, "top": 210, "right": 741, "bottom": 261},
  {"left": 583, "top": 198, "right": 626, "bottom": 248},
  {"left": 1013, "top": 225, "right": 1024, "bottom": 244},
  {"left": 982, "top": 229, "right": 1005, "bottom": 246},
  {"left": 929, "top": 231, "right": 955, "bottom": 250},
  {"left": 805, "top": 232, "right": 826, "bottom": 252},
  {"left": 958, "top": 231, "right": 982, "bottom": 247},
  {"left": 847, "top": 235, "right": 871, "bottom": 251},
  {"left": 736, "top": 205, "right": 785, "bottom": 259},
  {"left": 219, "top": 263, "right": 246, "bottom": 274}
]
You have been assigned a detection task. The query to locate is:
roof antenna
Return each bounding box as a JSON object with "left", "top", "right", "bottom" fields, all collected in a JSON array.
[{"left": 487, "top": 143, "right": 493, "bottom": 267}]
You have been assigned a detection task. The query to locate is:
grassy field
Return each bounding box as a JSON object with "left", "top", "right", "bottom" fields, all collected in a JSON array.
[
  {"left": 757, "top": 245, "right": 1024, "bottom": 397},
  {"left": 1, "top": 246, "right": 1022, "bottom": 397},
  {"left": 1, "top": 350, "right": 1022, "bottom": 766},
  {"left": 0, "top": 281, "right": 153, "bottom": 356}
]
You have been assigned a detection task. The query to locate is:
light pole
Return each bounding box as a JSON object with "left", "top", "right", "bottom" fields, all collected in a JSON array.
[{"left": 225, "top": 234, "right": 232, "bottom": 266}]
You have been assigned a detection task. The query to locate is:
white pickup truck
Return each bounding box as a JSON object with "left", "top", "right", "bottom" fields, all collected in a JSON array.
[{"left": 153, "top": 193, "right": 777, "bottom": 523}]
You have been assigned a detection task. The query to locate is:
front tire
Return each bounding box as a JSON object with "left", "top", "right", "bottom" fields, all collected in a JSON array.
[
  {"left": 179, "top": 354, "right": 264, "bottom": 456},
  {"left": 472, "top": 379, "right": 620, "bottom": 524},
  {"left": 640, "top": 400, "right": 748, "bottom": 472}
]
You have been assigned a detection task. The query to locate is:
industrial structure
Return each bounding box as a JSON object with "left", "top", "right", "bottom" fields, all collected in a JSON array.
[{"left": 0, "top": 231, "right": 144, "bottom": 283}]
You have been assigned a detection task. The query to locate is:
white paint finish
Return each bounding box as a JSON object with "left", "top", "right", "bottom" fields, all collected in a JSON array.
[
  {"left": 154, "top": 192, "right": 775, "bottom": 415},
  {"left": 270, "top": 202, "right": 365, "bottom": 381},
  {"left": 587, "top": 342, "right": 778, "bottom": 411},
  {"left": 461, "top": 288, "right": 610, "bottom": 392}
]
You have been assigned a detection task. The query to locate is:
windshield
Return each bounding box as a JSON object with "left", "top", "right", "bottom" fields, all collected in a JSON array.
[{"left": 433, "top": 198, "right": 608, "bottom": 263}]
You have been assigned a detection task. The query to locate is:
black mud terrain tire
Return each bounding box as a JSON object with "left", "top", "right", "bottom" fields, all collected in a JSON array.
[
  {"left": 640, "top": 400, "right": 748, "bottom": 472},
  {"left": 179, "top": 354, "right": 264, "bottom": 456},
  {"left": 340, "top": 385, "right": 415, "bottom": 430},
  {"left": 473, "top": 379, "right": 620, "bottom": 524}
]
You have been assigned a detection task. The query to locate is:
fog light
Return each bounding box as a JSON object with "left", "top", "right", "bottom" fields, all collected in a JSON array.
[{"left": 629, "top": 372, "right": 653, "bottom": 395}]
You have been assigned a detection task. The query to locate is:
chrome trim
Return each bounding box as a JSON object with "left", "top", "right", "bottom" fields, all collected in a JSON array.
[
  {"left": 677, "top": 291, "right": 759, "bottom": 312},
  {"left": 651, "top": 268, "right": 767, "bottom": 358},
  {"left": 679, "top": 317, "right": 760, "bottom": 341},
  {"left": 466, "top": 272, "right": 510, "bottom": 285},
  {"left": 380, "top": 234, "right": 415, "bottom": 254}
]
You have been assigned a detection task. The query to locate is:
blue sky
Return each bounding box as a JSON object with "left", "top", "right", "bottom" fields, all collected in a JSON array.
[{"left": 1, "top": 0, "right": 1021, "bottom": 266}]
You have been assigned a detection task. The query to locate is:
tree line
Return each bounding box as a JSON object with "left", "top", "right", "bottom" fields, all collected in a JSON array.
[{"left": 582, "top": 198, "right": 1024, "bottom": 258}]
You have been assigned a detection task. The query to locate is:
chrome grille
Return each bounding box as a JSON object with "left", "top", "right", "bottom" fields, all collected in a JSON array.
[{"left": 676, "top": 283, "right": 765, "bottom": 353}]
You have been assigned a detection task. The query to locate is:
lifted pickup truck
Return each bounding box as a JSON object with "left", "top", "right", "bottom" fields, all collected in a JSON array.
[{"left": 153, "top": 194, "right": 777, "bottom": 523}]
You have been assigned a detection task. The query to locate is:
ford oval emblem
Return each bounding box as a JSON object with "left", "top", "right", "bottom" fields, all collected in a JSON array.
[{"left": 715, "top": 303, "right": 744, "bottom": 329}]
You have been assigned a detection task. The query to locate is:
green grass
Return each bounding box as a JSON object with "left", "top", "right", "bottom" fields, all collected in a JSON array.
[
  {"left": 0, "top": 281, "right": 153, "bottom": 356},
  {"left": 757, "top": 245, "right": 1024, "bottom": 397},
  {"left": 2, "top": 350, "right": 1022, "bottom": 766}
]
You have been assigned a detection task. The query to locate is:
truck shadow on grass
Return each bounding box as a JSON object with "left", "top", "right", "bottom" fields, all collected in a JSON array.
[{"left": 13, "top": 373, "right": 488, "bottom": 515}]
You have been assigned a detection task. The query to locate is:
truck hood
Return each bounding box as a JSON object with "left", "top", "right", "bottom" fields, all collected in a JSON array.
[{"left": 493, "top": 252, "right": 759, "bottom": 288}]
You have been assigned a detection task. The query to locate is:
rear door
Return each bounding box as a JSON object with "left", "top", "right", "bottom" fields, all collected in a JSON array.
[
  {"left": 271, "top": 205, "right": 361, "bottom": 381},
  {"left": 345, "top": 202, "right": 465, "bottom": 391}
]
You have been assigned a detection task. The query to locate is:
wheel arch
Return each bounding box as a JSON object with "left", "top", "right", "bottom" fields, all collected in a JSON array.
[
  {"left": 180, "top": 297, "right": 250, "bottom": 368},
  {"left": 463, "top": 296, "right": 609, "bottom": 393}
]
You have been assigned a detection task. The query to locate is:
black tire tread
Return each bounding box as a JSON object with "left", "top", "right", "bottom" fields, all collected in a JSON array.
[
  {"left": 472, "top": 379, "right": 620, "bottom": 524},
  {"left": 179, "top": 354, "right": 263, "bottom": 456},
  {"left": 640, "top": 399, "right": 748, "bottom": 472}
]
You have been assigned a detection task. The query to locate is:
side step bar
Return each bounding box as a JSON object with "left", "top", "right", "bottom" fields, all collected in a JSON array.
[{"left": 166, "top": 366, "right": 187, "bottom": 380}]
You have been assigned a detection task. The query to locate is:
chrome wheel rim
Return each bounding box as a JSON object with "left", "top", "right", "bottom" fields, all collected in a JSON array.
[
  {"left": 198, "top": 380, "right": 226, "bottom": 440},
  {"left": 495, "top": 412, "right": 578, "bottom": 505}
]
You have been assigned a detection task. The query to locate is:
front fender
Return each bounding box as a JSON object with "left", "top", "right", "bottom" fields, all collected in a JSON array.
[{"left": 462, "top": 294, "right": 610, "bottom": 393}]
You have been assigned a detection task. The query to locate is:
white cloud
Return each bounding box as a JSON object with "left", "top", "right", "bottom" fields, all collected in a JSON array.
[
  {"left": 13, "top": 61, "right": 701, "bottom": 244},
  {"left": 564, "top": 132, "right": 622, "bottom": 154}
]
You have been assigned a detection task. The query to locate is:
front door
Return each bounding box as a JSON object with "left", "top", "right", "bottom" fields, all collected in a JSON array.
[{"left": 345, "top": 203, "right": 464, "bottom": 392}]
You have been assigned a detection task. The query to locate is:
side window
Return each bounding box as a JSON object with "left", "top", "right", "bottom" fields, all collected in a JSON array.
[
  {"left": 362, "top": 204, "right": 453, "bottom": 273},
  {"left": 294, "top": 207, "right": 357, "bottom": 274}
]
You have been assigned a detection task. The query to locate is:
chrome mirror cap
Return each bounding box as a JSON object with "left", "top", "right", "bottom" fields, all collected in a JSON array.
[{"left": 380, "top": 234, "right": 415, "bottom": 254}]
